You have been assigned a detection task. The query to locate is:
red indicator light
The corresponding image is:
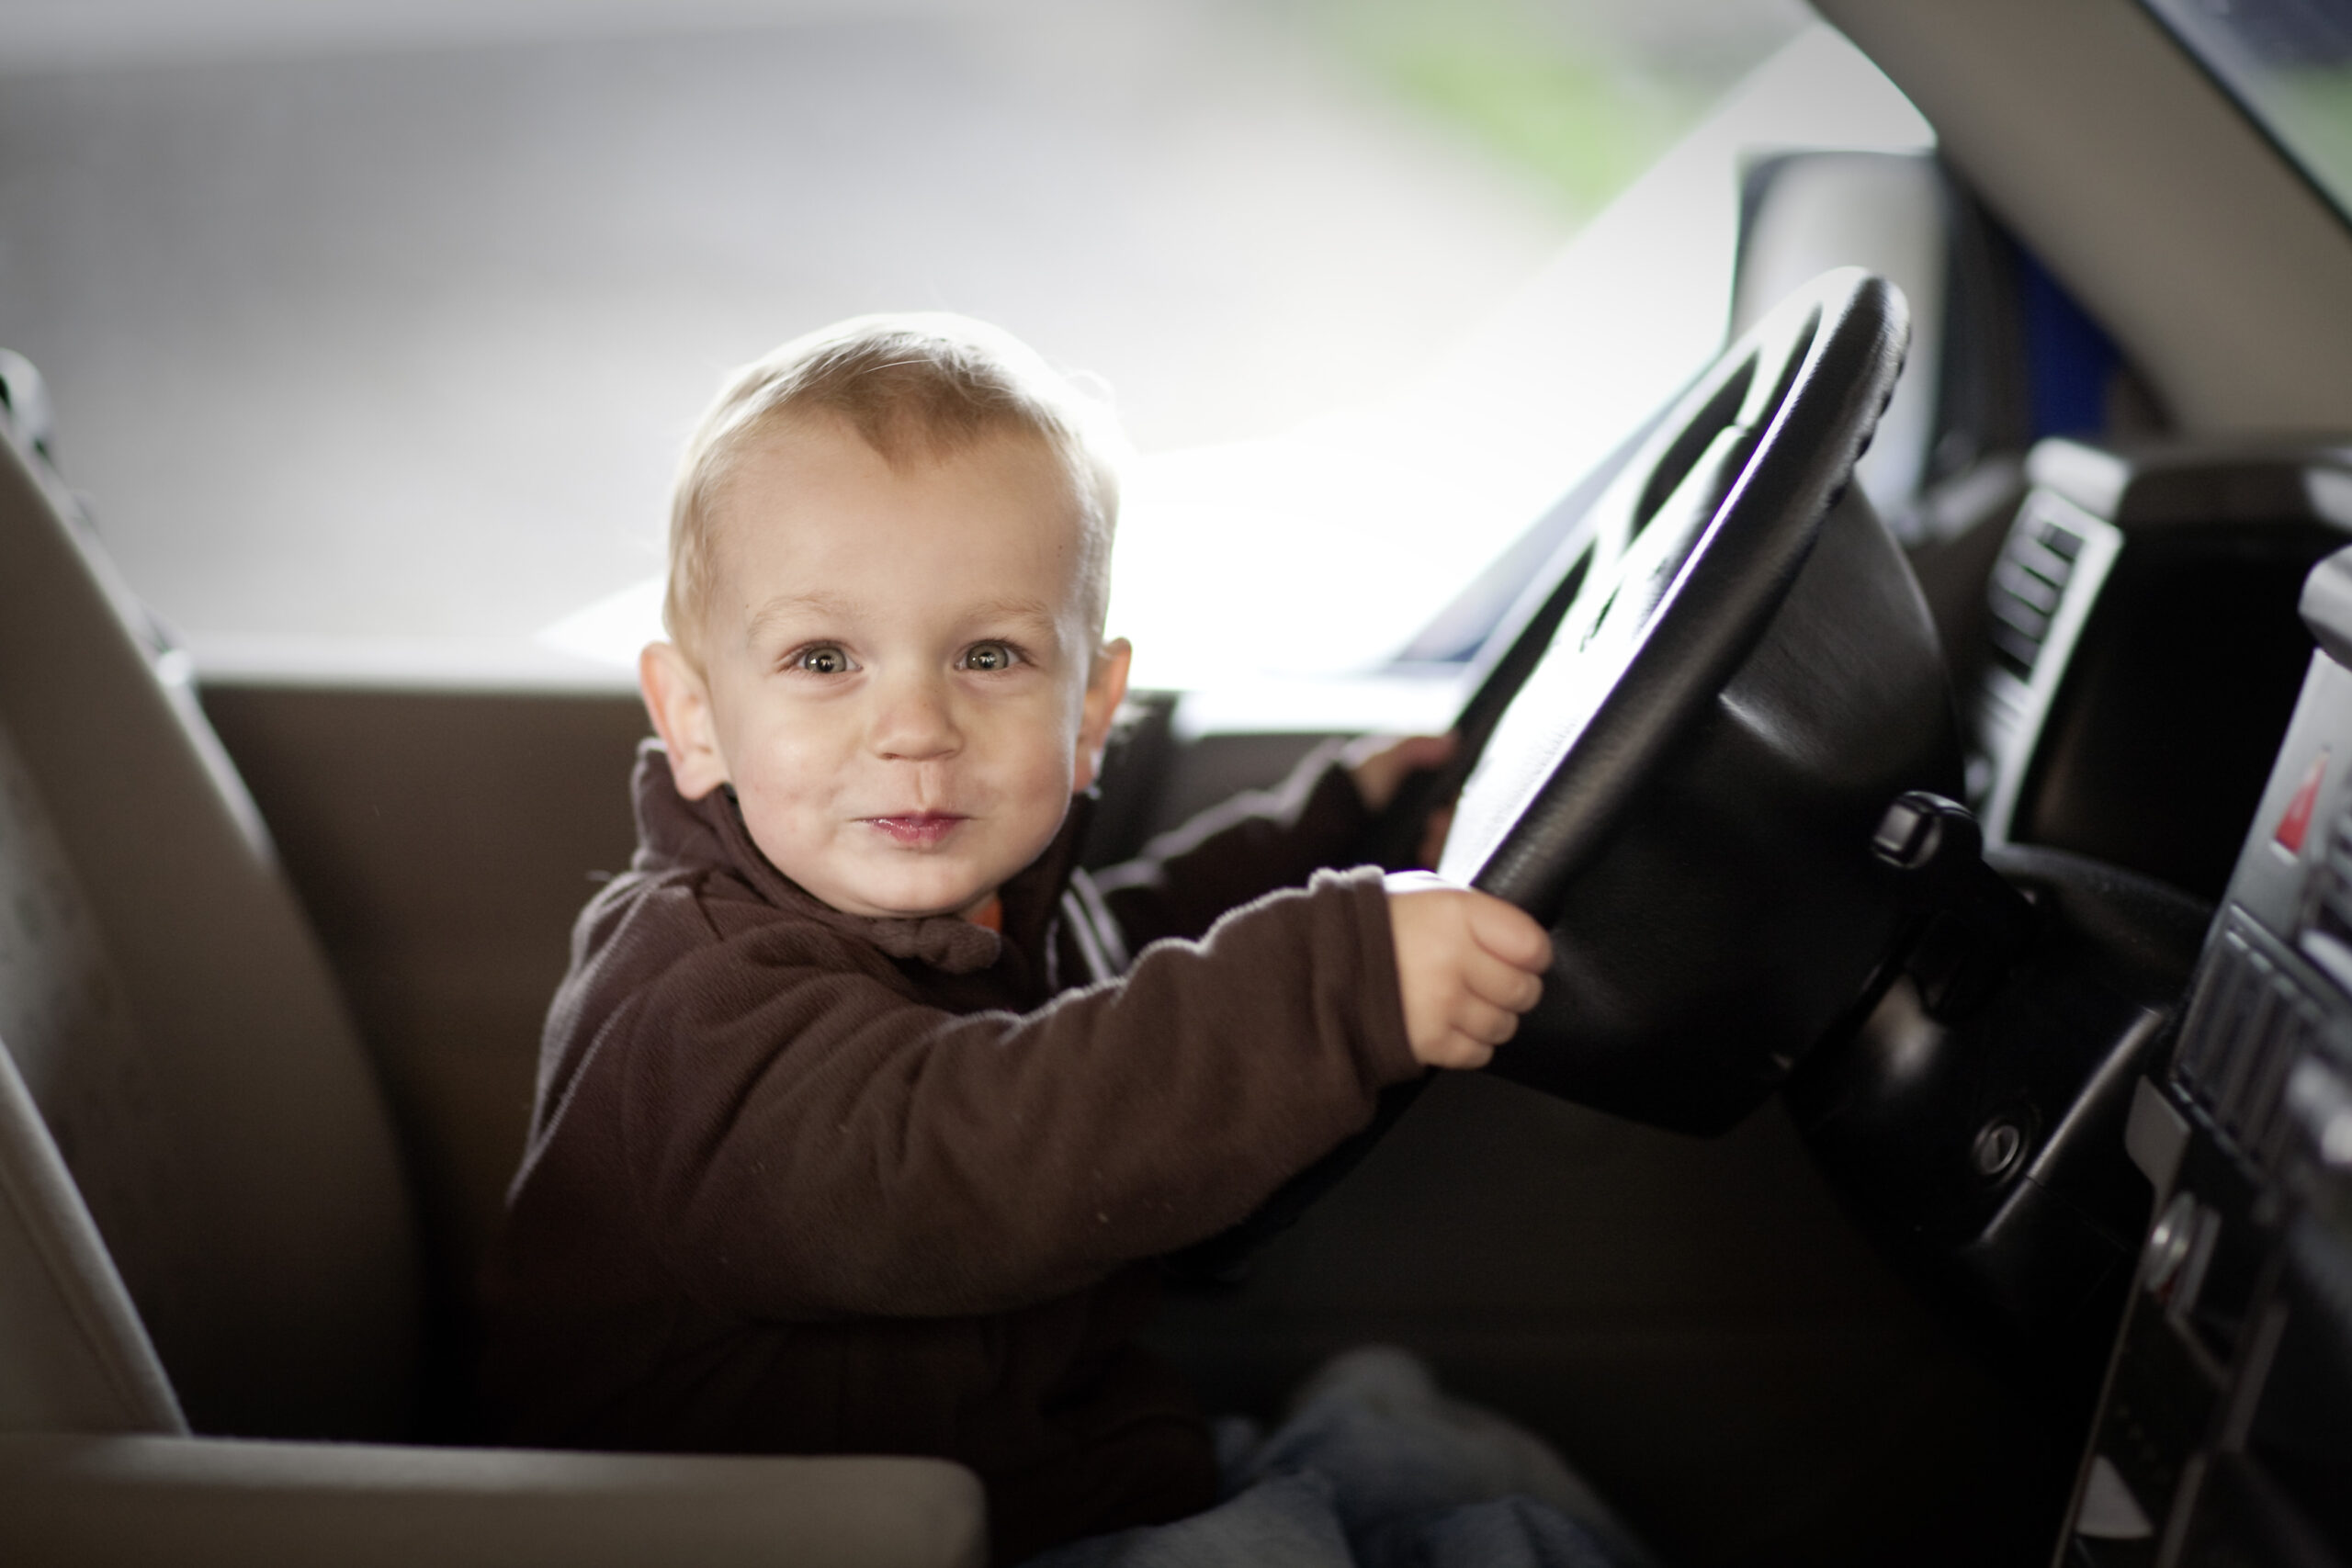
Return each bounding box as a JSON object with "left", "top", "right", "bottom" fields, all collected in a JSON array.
[{"left": 2276, "top": 749, "right": 2328, "bottom": 854}]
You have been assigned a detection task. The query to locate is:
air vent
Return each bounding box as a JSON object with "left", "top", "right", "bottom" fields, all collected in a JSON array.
[
  {"left": 2176, "top": 919, "right": 2339, "bottom": 1174},
  {"left": 1969, "top": 490, "right": 2120, "bottom": 845},
  {"left": 1986, "top": 514, "right": 2086, "bottom": 679}
]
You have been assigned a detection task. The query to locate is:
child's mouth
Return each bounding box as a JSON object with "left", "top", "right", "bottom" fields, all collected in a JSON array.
[{"left": 865, "top": 813, "right": 967, "bottom": 849}]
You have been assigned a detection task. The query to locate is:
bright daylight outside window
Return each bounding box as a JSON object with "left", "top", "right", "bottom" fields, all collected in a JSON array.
[{"left": 0, "top": 0, "right": 1928, "bottom": 715}]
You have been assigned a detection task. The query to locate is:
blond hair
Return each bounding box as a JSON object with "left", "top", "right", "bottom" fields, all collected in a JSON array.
[{"left": 665, "top": 313, "right": 1125, "bottom": 665}]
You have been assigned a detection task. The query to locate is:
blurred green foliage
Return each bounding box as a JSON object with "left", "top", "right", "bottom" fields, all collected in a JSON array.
[
  {"left": 1304, "top": 0, "right": 1799, "bottom": 220},
  {"left": 2273, "top": 67, "right": 2352, "bottom": 216}
]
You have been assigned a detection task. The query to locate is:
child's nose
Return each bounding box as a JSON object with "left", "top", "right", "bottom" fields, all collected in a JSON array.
[{"left": 869, "top": 671, "right": 962, "bottom": 760}]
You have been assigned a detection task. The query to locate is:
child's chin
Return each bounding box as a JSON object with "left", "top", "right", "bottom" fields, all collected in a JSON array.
[
  {"left": 828, "top": 842, "right": 1029, "bottom": 919},
  {"left": 845, "top": 874, "right": 989, "bottom": 921}
]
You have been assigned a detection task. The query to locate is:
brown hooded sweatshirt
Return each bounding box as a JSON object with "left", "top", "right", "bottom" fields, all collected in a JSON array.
[{"left": 480, "top": 743, "right": 1422, "bottom": 1562}]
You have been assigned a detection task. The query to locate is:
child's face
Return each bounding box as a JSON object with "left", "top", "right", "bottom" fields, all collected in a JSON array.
[{"left": 643, "top": 417, "right": 1128, "bottom": 920}]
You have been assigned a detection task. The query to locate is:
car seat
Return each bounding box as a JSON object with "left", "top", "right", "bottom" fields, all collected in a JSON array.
[{"left": 0, "top": 352, "right": 984, "bottom": 1566}]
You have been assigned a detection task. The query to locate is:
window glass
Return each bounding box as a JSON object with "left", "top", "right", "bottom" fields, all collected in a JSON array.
[
  {"left": 2144, "top": 0, "right": 2352, "bottom": 227},
  {"left": 0, "top": 1, "right": 1927, "bottom": 699}
]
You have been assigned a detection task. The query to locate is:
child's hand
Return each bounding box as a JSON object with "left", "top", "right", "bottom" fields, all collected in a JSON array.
[
  {"left": 1383, "top": 871, "right": 1552, "bottom": 1070},
  {"left": 1342, "top": 732, "right": 1456, "bottom": 814}
]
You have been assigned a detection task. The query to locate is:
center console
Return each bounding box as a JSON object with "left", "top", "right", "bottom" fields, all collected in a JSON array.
[
  {"left": 2059, "top": 549, "right": 2352, "bottom": 1567},
  {"left": 1796, "top": 439, "right": 2352, "bottom": 1565}
]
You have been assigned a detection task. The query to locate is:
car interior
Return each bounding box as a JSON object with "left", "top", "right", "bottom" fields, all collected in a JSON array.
[{"left": 3, "top": 2, "right": 2351, "bottom": 1566}]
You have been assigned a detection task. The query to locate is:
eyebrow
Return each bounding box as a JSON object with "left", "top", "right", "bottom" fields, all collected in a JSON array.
[
  {"left": 744, "top": 592, "right": 855, "bottom": 642},
  {"left": 743, "top": 592, "right": 1065, "bottom": 641},
  {"left": 749, "top": 590, "right": 850, "bottom": 623},
  {"left": 964, "top": 597, "right": 1061, "bottom": 631}
]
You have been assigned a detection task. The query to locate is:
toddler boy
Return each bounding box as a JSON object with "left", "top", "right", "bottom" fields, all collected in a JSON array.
[{"left": 480, "top": 315, "right": 1560, "bottom": 1562}]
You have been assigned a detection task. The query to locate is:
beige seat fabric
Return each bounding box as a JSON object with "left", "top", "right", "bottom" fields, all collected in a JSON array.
[
  {"left": 0, "top": 1436, "right": 986, "bottom": 1568},
  {"left": 0, "top": 361, "right": 984, "bottom": 1565},
  {"left": 0, "top": 388, "right": 421, "bottom": 1440},
  {"left": 0, "top": 1022, "right": 184, "bottom": 1437}
]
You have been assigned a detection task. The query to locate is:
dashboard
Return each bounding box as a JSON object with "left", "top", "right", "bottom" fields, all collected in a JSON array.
[
  {"left": 2064, "top": 540, "right": 2352, "bottom": 1566},
  {"left": 1782, "top": 436, "right": 2352, "bottom": 1565},
  {"left": 1972, "top": 438, "right": 2352, "bottom": 903}
]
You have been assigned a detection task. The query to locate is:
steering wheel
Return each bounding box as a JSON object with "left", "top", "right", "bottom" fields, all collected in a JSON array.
[
  {"left": 1169, "top": 268, "right": 1960, "bottom": 1282},
  {"left": 1441, "top": 265, "right": 1957, "bottom": 1129}
]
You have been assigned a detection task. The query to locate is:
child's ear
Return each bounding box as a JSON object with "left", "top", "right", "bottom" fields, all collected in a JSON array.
[
  {"left": 639, "top": 640, "right": 731, "bottom": 800},
  {"left": 1072, "top": 637, "right": 1133, "bottom": 794}
]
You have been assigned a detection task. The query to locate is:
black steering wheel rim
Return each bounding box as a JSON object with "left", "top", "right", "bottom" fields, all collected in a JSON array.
[{"left": 1442, "top": 267, "right": 1912, "bottom": 913}]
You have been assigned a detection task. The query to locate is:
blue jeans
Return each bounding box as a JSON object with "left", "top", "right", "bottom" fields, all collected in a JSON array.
[{"left": 1024, "top": 1347, "right": 1649, "bottom": 1568}]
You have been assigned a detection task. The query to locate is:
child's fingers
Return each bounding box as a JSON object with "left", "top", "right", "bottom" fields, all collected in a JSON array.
[
  {"left": 1453, "top": 995, "right": 1522, "bottom": 1046},
  {"left": 1465, "top": 894, "right": 1553, "bottom": 973},
  {"left": 1386, "top": 881, "right": 1546, "bottom": 1070},
  {"left": 1463, "top": 947, "right": 1544, "bottom": 1014},
  {"left": 1427, "top": 1028, "right": 1497, "bottom": 1071},
  {"left": 1346, "top": 733, "right": 1461, "bottom": 814},
  {"left": 1393, "top": 732, "right": 1458, "bottom": 771},
  {"left": 1452, "top": 1039, "right": 1498, "bottom": 1070}
]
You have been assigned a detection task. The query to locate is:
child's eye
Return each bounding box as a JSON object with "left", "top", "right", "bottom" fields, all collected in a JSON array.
[
  {"left": 959, "top": 641, "right": 1022, "bottom": 673},
  {"left": 794, "top": 645, "right": 854, "bottom": 676}
]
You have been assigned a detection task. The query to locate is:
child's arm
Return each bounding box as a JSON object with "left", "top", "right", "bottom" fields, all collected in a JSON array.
[
  {"left": 604, "top": 869, "right": 1544, "bottom": 1325},
  {"left": 1092, "top": 733, "right": 1455, "bottom": 948}
]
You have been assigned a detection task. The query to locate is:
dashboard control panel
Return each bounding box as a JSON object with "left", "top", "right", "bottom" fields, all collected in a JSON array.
[
  {"left": 2064, "top": 546, "right": 2352, "bottom": 1568},
  {"left": 1971, "top": 439, "right": 2352, "bottom": 903}
]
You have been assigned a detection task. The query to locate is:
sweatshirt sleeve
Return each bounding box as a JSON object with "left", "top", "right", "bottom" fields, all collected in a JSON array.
[
  {"left": 1091, "top": 740, "right": 1374, "bottom": 949},
  {"left": 616, "top": 866, "right": 1420, "bottom": 1321}
]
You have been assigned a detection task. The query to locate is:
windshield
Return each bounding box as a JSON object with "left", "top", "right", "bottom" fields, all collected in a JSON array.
[
  {"left": 2143, "top": 0, "right": 2352, "bottom": 229},
  {"left": 1102, "top": 21, "right": 1930, "bottom": 706},
  {"left": 0, "top": 0, "right": 1925, "bottom": 700}
]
